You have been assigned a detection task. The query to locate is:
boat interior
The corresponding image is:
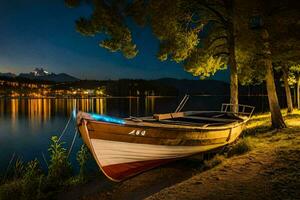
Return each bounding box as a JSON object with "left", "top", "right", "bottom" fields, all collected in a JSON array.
[
  {"left": 127, "top": 104, "right": 255, "bottom": 127},
  {"left": 128, "top": 111, "right": 243, "bottom": 127}
]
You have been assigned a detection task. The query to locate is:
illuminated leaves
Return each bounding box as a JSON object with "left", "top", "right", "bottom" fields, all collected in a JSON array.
[
  {"left": 236, "top": 48, "right": 265, "bottom": 85},
  {"left": 184, "top": 52, "right": 226, "bottom": 79},
  {"left": 148, "top": 0, "right": 202, "bottom": 63},
  {"left": 236, "top": 0, "right": 300, "bottom": 85},
  {"left": 147, "top": 0, "right": 230, "bottom": 78}
]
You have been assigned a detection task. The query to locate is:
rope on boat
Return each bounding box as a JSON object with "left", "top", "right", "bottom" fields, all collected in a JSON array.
[
  {"left": 58, "top": 113, "right": 72, "bottom": 142},
  {"left": 67, "top": 129, "right": 78, "bottom": 158},
  {"left": 3, "top": 152, "right": 15, "bottom": 181}
]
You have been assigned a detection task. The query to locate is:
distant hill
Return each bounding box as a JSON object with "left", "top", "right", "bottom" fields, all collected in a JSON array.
[
  {"left": 11, "top": 68, "right": 80, "bottom": 83},
  {"left": 0, "top": 72, "right": 16, "bottom": 78},
  {"left": 50, "top": 78, "right": 229, "bottom": 96}
]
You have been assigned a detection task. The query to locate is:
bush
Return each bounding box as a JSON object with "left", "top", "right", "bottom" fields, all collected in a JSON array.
[
  {"left": 227, "top": 137, "right": 251, "bottom": 157},
  {"left": 76, "top": 145, "right": 90, "bottom": 182},
  {"left": 47, "top": 136, "right": 72, "bottom": 188}
]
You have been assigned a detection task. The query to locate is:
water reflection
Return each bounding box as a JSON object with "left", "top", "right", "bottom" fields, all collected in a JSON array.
[
  {"left": 0, "top": 95, "right": 282, "bottom": 122},
  {"left": 0, "top": 98, "right": 113, "bottom": 120},
  {"left": 145, "top": 97, "right": 155, "bottom": 116}
]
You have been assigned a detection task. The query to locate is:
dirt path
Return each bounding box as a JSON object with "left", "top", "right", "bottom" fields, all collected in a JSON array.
[
  {"left": 147, "top": 127, "right": 300, "bottom": 200},
  {"left": 79, "top": 158, "right": 205, "bottom": 200},
  {"left": 57, "top": 157, "right": 207, "bottom": 200}
]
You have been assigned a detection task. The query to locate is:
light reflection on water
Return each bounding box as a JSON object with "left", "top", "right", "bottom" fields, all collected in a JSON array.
[{"left": 0, "top": 95, "right": 282, "bottom": 172}]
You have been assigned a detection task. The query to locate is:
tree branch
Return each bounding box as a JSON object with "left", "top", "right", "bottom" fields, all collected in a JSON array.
[
  {"left": 209, "top": 35, "right": 228, "bottom": 45},
  {"left": 214, "top": 51, "right": 229, "bottom": 57},
  {"left": 210, "top": 43, "right": 228, "bottom": 53},
  {"left": 197, "top": 2, "right": 228, "bottom": 26}
]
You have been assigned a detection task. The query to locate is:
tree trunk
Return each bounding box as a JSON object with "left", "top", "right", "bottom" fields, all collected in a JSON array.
[
  {"left": 293, "top": 87, "right": 296, "bottom": 106},
  {"left": 261, "top": 29, "right": 286, "bottom": 129},
  {"left": 282, "top": 65, "right": 293, "bottom": 113},
  {"left": 227, "top": 0, "right": 238, "bottom": 113},
  {"left": 229, "top": 51, "right": 238, "bottom": 113},
  {"left": 265, "top": 61, "right": 286, "bottom": 128},
  {"left": 297, "top": 76, "right": 300, "bottom": 109}
]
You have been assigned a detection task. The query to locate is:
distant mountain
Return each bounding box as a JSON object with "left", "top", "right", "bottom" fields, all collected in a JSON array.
[
  {"left": 36, "top": 73, "right": 80, "bottom": 83},
  {"left": 0, "top": 72, "right": 16, "bottom": 78},
  {"left": 18, "top": 68, "right": 79, "bottom": 83},
  {"left": 30, "top": 68, "right": 51, "bottom": 76}
]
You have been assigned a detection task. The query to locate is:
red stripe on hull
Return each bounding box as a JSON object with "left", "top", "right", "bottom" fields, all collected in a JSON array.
[{"left": 102, "top": 159, "right": 175, "bottom": 181}]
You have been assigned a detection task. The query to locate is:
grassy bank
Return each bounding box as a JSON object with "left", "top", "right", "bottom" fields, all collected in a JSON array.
[{"left": 0, "top": 136, "right": 92, "bottom": 200}]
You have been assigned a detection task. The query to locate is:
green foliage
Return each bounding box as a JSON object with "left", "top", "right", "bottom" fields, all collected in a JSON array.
[
  {"left": 76, "top": 144, "right": 90, "bottom": 181},
  {"left": 0, "top": 180, "right": 23, "bottom": 200},
  {"left": 236, "top": 48, "right": 265, "bottom": 85},
  {"left": 47, "top": 136, "right": 72, "bottom": 187},
  {"left": 185, "top": 54, "right": 226, "bottom": 79},
  {"left": 290, "top": 64, "right": 300, "bottom": 84},
  {"left": 0, "top": 159, "right": 44, "bottom": 200},
  {"left": 13, "top": 157, "right": 25, "bottom": 180},
  {"left": 236, "top": 0, "right": 300, "bottom": 85},
  {"left": 147, "top": 0, "right": 230, "bottom": 78},
  {"left": 148, "top": 0, "right": 202, "bottom": 63},
  {"left": 65, "top": 0, "right": 138, "bottom": 58},
  {"left": 290, "top": 64, "right": 300, "bottom": 75},
  {"left": 272, "top": 63, "right": 299, "bottom": 87},
  {"left": 0, "top": 136, "right": 94, "bottom": 200},
  {"left": 22, "top": 159, "right": 44, "bottom": 200}
]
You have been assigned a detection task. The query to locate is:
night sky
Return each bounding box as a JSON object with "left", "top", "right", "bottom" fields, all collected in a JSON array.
[{"left": 0, "top": 0, "right": 229, "bottom": 81}]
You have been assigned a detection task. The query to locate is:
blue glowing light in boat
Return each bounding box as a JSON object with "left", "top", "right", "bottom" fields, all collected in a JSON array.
[{"left": 91, "top": 113, "right": 125, "bottom": 125}]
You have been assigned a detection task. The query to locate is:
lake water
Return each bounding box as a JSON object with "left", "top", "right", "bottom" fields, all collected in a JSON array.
[{"left": 0, "top": 95, "right": 286, "bottom": 172}]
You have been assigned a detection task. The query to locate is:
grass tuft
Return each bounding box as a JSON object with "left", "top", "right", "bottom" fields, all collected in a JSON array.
[
  {"left": 203, "top": 155, "right": 225, "bottom": 170},
  {"left": 77, "top": 144, "right": 90, "bottom": 182},
  {"left": 0, "top": 180, "right": 23, "bottom": 200},
  {"left": 227, "top": 137, "right": 252, "bottom": 157}
]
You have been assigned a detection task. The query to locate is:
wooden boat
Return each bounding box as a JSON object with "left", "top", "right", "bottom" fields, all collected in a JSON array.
[{"left": 76, "top": 103, "right": 254, "bottom": 182}]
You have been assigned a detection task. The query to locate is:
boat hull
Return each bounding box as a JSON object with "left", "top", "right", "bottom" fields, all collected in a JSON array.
[{"left": 77, "top": 113, "right": 246, "bottom": 181}]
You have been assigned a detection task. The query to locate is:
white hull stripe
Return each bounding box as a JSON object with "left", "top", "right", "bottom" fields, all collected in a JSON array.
[{"left": 91, "top": 139, "right": 225, "bottom": 166}]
